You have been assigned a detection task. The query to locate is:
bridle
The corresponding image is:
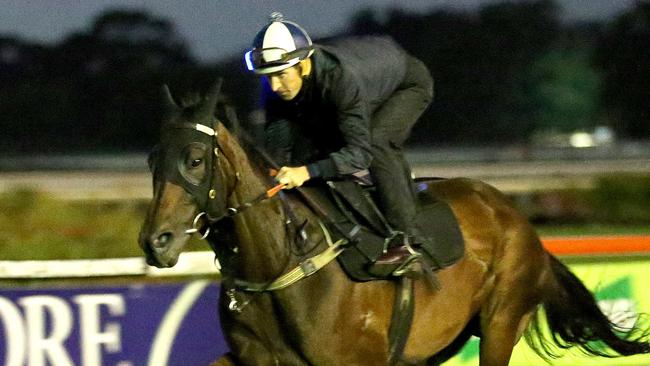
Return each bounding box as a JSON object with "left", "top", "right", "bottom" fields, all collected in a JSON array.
[
  {"left": 155, "top": 115, "right": 346, "bottom": 312},
  {"left": 164, "top": 119, "right": 286, "bottom": 240},
  {"left": 184, "top": 183, "right": 285, "bottom": 239}
]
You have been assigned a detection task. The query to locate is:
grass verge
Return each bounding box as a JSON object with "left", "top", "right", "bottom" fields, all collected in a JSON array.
[{"left": 0, "top": 188, "right": 648, "bottom": 260}]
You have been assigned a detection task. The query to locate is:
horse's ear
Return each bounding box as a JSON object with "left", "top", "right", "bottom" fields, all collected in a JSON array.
[
  {"left": 161, "top": 84, "right": 178, "bottom": 112},
  {"left": 198, "top": 78, "right": 223, "bottom": 119}
]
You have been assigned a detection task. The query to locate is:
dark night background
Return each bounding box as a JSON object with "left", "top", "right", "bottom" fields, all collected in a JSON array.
[{"left": 1, "top": 0, "right": 649, "bottom": 155}]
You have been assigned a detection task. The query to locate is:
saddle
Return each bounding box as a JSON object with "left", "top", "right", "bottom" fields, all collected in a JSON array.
[
  {"left": 295, "top": 178, "right": 465, "bottom": 365},
  {"left": 298, "top": 178, "right": 465, "bottom": 282}
]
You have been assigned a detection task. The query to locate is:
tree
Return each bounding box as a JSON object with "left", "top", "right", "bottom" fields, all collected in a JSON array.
[
  {"left": 49, "top": 9, "right": 194, "bottom": 77},
  {"left": 594, "top": 2, "right": 650, "bottom": 139},
  {"left": 0, "top": 9, "right": 203, "bottom": 153},
  {"left": 51, "top": 9, "right": 198, "bottom": 152},
  {"left": 350, "top": 0, "right": 562, "bottom": 145},
  {"left": 348, "top": 8, "right": 383, "bottom": 35},
  {"left": 519, "top": 48, "right": 602, "bottom": 135}
]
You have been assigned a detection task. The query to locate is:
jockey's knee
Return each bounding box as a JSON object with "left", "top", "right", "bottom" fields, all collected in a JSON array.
[
  {"left": 408, "top": 56, "right": 434, "bottom": 102},
  {"left": 371, "top": 138, "right": 404, "bottom": 155},
  {"left": 370, "top": 141, "right": 394, "bottom": 159}
]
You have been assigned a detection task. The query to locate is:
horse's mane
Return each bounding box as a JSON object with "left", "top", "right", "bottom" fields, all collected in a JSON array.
[{"left": 176, "top": 92, "right": 239, "bottom": 133}]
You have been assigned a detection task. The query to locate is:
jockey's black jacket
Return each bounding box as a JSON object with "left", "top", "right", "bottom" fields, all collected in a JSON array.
[{"left": 264, "top": 36, "right": 411, "bottom": 179}]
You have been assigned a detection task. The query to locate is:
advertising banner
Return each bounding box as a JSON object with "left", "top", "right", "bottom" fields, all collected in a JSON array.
[
  {"left": 0, "top": 280, "right": 225, "bottom": 366},
  {"left": 2, "top": 252, "right": 649, "bottom": 365}
]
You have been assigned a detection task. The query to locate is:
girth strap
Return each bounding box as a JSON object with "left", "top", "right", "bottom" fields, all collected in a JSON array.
[{"left": 387, "top": 276, "right": 415, "bottom": 366}]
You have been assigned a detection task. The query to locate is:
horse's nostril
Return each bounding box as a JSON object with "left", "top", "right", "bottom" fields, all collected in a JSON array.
[{"left": 152, "top": 232, "right": 173, "bottom": 248}]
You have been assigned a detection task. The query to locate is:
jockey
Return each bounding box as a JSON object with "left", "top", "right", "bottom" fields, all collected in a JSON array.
[{"left": 244, "top": 12, "right": 434, "bottom": 268}]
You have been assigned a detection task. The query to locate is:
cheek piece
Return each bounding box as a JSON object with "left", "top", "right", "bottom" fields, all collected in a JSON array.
[{"left": 157, "top": 121, "right": 226, "bottom": 220}]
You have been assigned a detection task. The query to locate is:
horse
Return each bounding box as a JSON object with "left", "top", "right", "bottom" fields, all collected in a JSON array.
[{"left": 138, "top": 81, "right": 650, "bottom": 366}]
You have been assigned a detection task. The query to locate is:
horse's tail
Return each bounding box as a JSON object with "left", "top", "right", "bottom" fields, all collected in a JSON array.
[{"left": 525, "top": 254, "right": 650, "bottom": 359}]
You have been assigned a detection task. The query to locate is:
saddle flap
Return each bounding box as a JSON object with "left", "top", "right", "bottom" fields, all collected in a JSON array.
[{"left": 415, "top": 199, "right": 465, "bottom": 268}]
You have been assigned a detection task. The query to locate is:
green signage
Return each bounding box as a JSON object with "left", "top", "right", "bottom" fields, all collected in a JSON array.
[{"left": 445, "top": 258, "right": 650, "bottom": 366}]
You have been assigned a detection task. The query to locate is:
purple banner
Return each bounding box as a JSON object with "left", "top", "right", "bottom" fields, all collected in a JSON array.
[{"left": 0, "top": 280, "right": 228, "bottom": 366}]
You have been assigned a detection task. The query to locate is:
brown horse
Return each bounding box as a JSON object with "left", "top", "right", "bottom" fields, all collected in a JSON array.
[{"left": 138, "top": 82, "right": 650, "bottom": 366}]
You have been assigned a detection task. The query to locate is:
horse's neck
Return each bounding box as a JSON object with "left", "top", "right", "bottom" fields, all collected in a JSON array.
[{"left": 216, "top": 128, "right": 292, "bottom": 282}]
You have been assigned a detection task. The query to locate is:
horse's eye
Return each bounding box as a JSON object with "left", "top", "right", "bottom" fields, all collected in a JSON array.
[
  {"left": 191, "top": 158, "right": 203, "bottom": 168},
  {"left": 179, "top": 143, "right": 207, "bottom": 185}
]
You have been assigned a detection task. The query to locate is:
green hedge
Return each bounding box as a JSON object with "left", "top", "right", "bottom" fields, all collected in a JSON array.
[
  {"left": 1, "top": 177, "right": 648, "bottom": 261},
  {"left": 0, "top": 189, "right": 210, "bottom": 260},
  {"left": 586, "top": 174, "right": 650, "bottom": 223},
  {"left": 0, "top": 189, "right": 146, "bottom": 260}
]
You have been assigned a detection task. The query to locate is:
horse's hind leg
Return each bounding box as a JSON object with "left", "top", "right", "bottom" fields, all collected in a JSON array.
[
  {"left": 478, "top": 306, "right": 536, "bottom": 366},
  {"left": 478, "top": 228, "right": 545, "bottom": 365},
  {"left": 210, "top": 353, "right": 237, "bottom": 366}
]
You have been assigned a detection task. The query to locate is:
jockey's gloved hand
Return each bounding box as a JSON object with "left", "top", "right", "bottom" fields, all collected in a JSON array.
[{"left": 277, "top": 166, "right": 311, "bottom": 189}]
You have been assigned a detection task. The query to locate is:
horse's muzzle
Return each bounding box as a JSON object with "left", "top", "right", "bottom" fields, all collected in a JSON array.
[{"left": 139, "top": 231, "right": 179, "bottom": 268}]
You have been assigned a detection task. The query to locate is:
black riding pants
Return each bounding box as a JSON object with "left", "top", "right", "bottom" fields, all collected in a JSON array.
[{"left": 369, "top": 56, "right": 434, "bottom": 234}]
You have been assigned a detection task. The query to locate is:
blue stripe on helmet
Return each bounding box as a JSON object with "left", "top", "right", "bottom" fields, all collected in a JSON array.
[{"left": 285, "top": 22, "right": 311, "bottom": 49}]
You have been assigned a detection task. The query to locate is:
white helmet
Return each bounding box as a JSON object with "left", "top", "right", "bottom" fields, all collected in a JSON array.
[{"left": 244, "top": 12, "right": 314, "bottom": 75}]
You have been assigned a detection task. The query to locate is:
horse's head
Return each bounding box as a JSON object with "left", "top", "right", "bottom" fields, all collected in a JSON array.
[{"left": 138, "top": 80, "right": 234, "bottom": 267}]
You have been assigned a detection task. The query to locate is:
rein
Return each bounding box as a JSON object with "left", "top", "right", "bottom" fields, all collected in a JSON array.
[
  {"left": 185, "top": 182, "right": 285, "bottom": 239},
  {"left": 177, "top": 120, "right": 347, "bottom": 300},
  {"left": 174, "top": 120, "right": 285, "bottom": 237}
]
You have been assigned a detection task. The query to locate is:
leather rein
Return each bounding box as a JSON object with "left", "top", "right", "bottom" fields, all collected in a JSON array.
[{"left": 174, "top": 121, "right": 347, "bottom": 302}]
